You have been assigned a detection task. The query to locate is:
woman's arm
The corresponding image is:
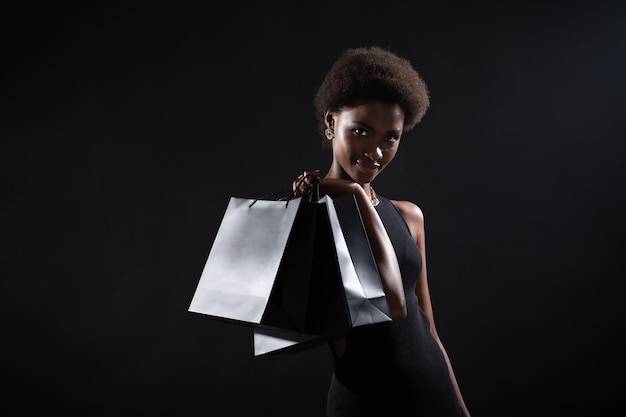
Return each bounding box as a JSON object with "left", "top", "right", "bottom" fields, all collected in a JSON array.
[
  {"left": 392, "top": 200, "right": 471, "bottom": 417},
  {"left": 293, "top": 171, "right": 406, "bottom": 321},
  {"left": 322, "top": 178, "right": 406, "bottom": 321}
]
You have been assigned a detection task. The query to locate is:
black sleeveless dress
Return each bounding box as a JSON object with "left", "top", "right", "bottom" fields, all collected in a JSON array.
[{"left": 326, "top": 195, "right": 462, "bottom": 417}]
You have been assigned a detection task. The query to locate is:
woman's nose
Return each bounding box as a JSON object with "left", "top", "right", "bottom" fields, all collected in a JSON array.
[{"left": 364, "top": 146, "right": 383, "bottom": 161}]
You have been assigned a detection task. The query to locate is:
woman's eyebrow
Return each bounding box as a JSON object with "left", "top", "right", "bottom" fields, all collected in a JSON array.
[{"left": 352, "top": 120, "right": 402, "bottom": 134}]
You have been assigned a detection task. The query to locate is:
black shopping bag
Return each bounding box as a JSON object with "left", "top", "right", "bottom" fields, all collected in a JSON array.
[{"left": 188, "top": 194, "right": 392, "bottom": 354}]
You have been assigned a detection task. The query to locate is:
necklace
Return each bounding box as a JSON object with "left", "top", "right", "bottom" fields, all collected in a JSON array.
[{"left": 369, "top": 186, "right": 380, "bottom": 207}]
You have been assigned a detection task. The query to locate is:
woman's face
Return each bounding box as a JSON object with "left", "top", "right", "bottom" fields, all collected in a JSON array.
[{"left": 326, "top": 98, "right": 405, "bottom": 184}]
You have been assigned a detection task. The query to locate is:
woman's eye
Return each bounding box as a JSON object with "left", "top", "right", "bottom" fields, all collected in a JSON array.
[
  {"left": 385, "top": 135, "right": 399, "bottom": 142},
  {"left": 353, "top": 128, "right": 367, "bottom": 136}
]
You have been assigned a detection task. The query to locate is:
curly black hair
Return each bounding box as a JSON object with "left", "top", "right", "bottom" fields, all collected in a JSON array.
[{"left": 314, "top": 46, "right": 430, "bottom": 144}]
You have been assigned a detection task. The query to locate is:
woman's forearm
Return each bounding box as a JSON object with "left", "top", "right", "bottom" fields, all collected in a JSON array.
[{"left": 322, "top": 180, "right": 407, "bottom": 320}]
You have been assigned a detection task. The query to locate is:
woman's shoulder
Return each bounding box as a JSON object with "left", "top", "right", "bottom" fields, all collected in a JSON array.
[
  {"left": 389, "top": 199, "right": 424, "bottom": 221},
  {"left": 389, "top": 199, "right": 425, "bottom": 237}
]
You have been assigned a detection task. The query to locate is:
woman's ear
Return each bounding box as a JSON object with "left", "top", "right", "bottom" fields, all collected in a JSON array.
[{"left": 324, "top": 111, "right": 334, "bottom": 129}]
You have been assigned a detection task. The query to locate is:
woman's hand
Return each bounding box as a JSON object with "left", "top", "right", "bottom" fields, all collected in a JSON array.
[
  {"left": 292, "top": 170, "right": 321, "bottom": 199},
  {"left": 293, "top": 171, "right": 365, "bottom": 200}
]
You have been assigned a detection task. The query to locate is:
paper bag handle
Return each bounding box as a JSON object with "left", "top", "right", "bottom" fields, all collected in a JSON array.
[{"left": 248, "top": 176, "right": 320, "bottom": 207}]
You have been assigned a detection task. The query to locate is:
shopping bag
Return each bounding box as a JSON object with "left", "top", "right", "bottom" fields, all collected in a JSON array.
[
  {"left": 188, "top": 193, "right": 392, "bottom": 354},
  {"left": 188, "top": 195, "right": 317, "bottom": 331},
  {"left": 253, "top": 194, "right": 392, "bottom": 355}
]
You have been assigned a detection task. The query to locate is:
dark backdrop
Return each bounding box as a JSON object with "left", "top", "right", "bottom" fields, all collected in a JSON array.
[{"left": 2, "top": 2, "right": 624, "bottom": 416}]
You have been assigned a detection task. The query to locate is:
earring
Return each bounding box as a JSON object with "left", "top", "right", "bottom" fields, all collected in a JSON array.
[{"left": 324, "top": 128, "right": 335, "bottom": 140}]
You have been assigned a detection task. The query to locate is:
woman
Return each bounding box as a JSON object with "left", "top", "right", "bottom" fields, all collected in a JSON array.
[{"left": 292, "top": 47, "right": 471, "bottom": 416}]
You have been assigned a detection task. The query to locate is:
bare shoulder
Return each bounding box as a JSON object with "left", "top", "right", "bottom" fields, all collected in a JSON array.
[
  {"left": 390, "top": 199, "right": 424, "bottom": 223},
  {"left": 390, "top": 200, "right": 425, "bottom": 239}
]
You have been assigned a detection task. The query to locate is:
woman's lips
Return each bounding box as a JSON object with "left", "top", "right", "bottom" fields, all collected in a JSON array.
[{"left": 357, "top": 161, "right": 380, "bottom": 174}]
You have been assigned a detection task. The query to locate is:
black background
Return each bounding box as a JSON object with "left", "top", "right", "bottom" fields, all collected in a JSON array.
[{"left": 2, "top": 2, "right": 625, "bottom": 416}]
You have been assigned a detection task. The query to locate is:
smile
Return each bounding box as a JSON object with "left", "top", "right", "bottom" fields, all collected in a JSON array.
[{"left": 356, "top": 160, "right": 380, "bottom": 174}]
